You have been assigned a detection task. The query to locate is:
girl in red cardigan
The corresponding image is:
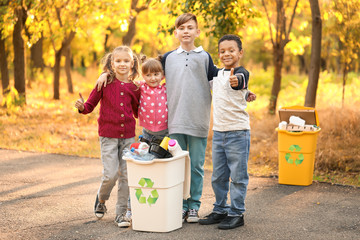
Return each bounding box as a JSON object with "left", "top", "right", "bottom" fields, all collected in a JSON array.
[{"left": 75, "top": 46, "right": 140, "bottom": 228}]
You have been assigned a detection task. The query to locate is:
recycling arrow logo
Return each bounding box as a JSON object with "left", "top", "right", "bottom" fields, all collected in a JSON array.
[
  {"left": 285, "top": 145, "right": 304, "bottom": 166},
  {"left": 135, "top": 178, "right": 159, "bottom": 206}
]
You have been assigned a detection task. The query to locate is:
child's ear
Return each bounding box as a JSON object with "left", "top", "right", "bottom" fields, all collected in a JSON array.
[
  {"left": 239, "top": 49, "right": 244, "bottom": 57},
  {"left": 196, "top": 28, "right": 200, "bottom": 37}
]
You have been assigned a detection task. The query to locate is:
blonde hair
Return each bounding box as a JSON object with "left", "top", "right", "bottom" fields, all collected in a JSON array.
[
  {"left": 175, "top": 13, "right": 198, "bottom": 29},
  {"left": 101, "top": 46, "right": 140, "bottom": 84},
  {"left": 141, "top": 58, "right": 164, "bottom": 75}
]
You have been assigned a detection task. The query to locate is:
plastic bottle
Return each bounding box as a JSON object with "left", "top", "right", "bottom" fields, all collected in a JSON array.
[
  {"left": 138, "top": 134, "right": 151, "bottom": 145},
  {"left": 137, "top": 142, "right": 150, "bottom": 155},
  {"left": 130, "top": 144, "right": 155, "bottom": 161},
  {"left": 168, "top": 139, "right": 182, "bottom": 156},
  {"left": 159, "top": 136, "right": 171, "bottom": 150}
]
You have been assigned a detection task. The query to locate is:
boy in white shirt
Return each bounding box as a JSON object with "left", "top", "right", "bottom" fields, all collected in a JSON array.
[{"left": 199, "top": 34, "right": 255, "bottom": 229}]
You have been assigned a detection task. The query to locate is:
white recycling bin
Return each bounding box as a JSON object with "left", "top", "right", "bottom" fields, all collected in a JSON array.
[{"left": 124, "top": 151, "right": 190, "bottom": 232}]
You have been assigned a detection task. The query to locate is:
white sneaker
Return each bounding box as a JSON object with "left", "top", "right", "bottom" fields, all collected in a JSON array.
[
  {"left": 187, "top": 209, "right": 199, "bottom": 223},
  {"left": 115, "top": 210, "right": 132, "bottom": 228}
]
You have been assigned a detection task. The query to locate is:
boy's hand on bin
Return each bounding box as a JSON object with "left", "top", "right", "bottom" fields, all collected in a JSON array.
[
  {"left": 229, "top": 68, "right": 239, "bottom": 88},
  {"left": 75, "top": 93, "right": 85, "bottom": 112}
]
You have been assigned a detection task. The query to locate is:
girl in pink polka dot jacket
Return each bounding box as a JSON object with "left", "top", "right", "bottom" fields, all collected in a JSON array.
[{"left": 138, "top": 58, "right": 169, "bottom": 141}]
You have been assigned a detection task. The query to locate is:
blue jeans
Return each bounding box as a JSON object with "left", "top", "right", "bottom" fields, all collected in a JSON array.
[
  {"left": 170, "top": 134, "right": 207, "bottom": 211},
  {"left": 211, "top": 130, "right": 250, "bottom": 216}
]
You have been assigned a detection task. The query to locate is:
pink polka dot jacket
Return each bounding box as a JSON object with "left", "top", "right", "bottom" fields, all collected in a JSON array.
[{"left": 139, "top": 82, "right": 168, "bottom": 133}]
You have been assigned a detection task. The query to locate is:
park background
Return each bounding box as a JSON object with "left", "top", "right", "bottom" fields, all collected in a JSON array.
[{"left": 0, "top": 0, "right": 359, "bottom": 186}]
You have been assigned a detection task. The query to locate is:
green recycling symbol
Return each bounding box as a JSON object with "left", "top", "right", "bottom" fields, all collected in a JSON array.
[
  {"left": 285, "top": 145, "right": 304, "bottom": 166},
  {"left": 135, "top": 178, "right": 159, "bottom": 206}
]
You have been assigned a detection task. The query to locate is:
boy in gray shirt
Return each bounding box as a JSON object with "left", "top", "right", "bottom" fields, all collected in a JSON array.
[{"left": 161, "top": 13, "right": 217, "bottom": 223}]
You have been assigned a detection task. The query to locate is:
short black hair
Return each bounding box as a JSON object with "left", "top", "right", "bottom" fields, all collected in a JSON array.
[{"left": 218, "top": 34, "right": 242, "bottom": 51}]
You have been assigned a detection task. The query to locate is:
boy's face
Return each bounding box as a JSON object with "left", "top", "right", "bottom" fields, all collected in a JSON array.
[
  {"left": 218, "top": 40, "right": 243, "bottom": 69},
  {"left": 174, "top": 20, "right": 200, "bottom": 45}
]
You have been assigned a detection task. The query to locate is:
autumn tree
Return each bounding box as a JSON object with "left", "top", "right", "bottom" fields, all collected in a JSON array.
[
  {"left": 325, "top": 0, "right": 360, "bottom": 106},
  {"left": 13, "top": 1, "right": 28, "bottom": 104},
  {"left": 0, "top": 2, "right": 10, "bottom": 96},
  {"left": 44, "top": 0, "right": 101, "bottom": 99},
  {"left": 261, "top": 0, "right": 299, "bottom": 114},
  {"left": 122, "top": 0, "right": 154, "bottom": 46},
  {"left": 25, "top": 12, "right": 45, "bottom": 83},
  {"left": 165, "top": 0, "right": 258, "bottom": 39}
]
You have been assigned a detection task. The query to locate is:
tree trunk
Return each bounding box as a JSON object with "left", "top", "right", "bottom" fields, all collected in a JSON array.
[
  {"left": 13, "top": 7, "right": 26, "bottom": 104},
  {"left": 298, "top": 54, "right": 306, "bottom": 74},
  {"left": 0, "top": 33, "right": 10, "bottom": 96},
  {"left": 53, "top": 49, "right": 62, "bottom": 100},
  {"left": 336, "top": 38, "right": 342, "bottom": 74},
  {"left": 305, "top": 0, "right": 322, "bottom": 107},
  {"left": 104, "top": 27, "right": 112, "bottom": 52},
  {"left": 122, "top": 0, "right": 151, "bottom": 46},
  {"left": 123, "top": 16, "right": 137, "bottom": 46},
  {"left": 64, "top": 45, "right": 73, "bottom": 93},
  {"left": 341, "top": 63, "right": 348, "bottom": 107},
  {"left": 269, "top": 45, "right": 284, "bottom": 114},
  {"left": 52, "top": 31, "right": 75, "bottom": 99},
  {"left": 28, "top": 37, "right": 44, "bottom": 87},
  {"left": 30, "top": 36, "right": 44, "bottom": 69}
]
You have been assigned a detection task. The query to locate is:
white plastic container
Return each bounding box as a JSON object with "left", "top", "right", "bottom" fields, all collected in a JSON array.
[
  {"left": 124, "top": 151, "right": 190, "bottom": 232},
  {"left": 168, "top": 139, "right": 183, "bottom": 156}
]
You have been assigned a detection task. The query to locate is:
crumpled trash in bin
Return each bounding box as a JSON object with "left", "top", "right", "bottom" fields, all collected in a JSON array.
[{"left": 289, "top": 116, "right": 306, "bottom": 126}]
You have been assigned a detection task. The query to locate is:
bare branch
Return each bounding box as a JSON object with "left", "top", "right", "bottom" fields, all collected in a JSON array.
[
  {"left": 56, "top": 7, "right": 63, "bottom": 27},
  {"left": 286, "top": 0, "right": 299, "bottom": 40},
  {"left": 135, "top": 0, "right": 152, "bottom": 13},
  {"left": 135, "top": 5, "right": 149, "bottom": 13},
  {"left": 262, "top": 0, "right": 275, "bottom": 46},
  {"left": 46, "top": 19, "right": 57, "bottom": 52}
]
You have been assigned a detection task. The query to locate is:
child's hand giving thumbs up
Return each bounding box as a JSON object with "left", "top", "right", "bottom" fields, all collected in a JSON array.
[
  {"left": 75, "top": 93, "right": 85, "bottom": 112},
  {"left": 229, "top": 68, "right": 239, "bottom": 88}
]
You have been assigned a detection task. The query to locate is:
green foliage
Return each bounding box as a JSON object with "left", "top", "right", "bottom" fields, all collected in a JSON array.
[
  {"left": 323, "top": 0, "right": 360, "bottom": 69},
  {"left": 163, "top": 0, "right": 260, "bottom": 38},
  {"left": 1, "top": 86, "right": 25, "bottom": 111}
]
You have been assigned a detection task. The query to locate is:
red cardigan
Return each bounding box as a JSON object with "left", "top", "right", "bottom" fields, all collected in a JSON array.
[{"left": 81, "top": 79, "right": 140, "bottom": 139}]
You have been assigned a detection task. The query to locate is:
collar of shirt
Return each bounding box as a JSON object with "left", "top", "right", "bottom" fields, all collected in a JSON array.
[
  {"left": 141, "top": 81, "right": 165, "bottom": 90},
  {"left": 176, "top": 46, "right": 204, "bottom": 54}
]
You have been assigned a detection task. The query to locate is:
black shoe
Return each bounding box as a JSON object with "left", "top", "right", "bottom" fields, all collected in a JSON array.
[
  {"left": 182, "top": 210, "right": 188, "bottom": 223},
  {"left": 198, "top": 212, "right": 228, "bottom": 225},
  {"left": 218, "top": 215, "right": 244, "bottom": 230},
  {"left": 94, "top": 195, "right": 107, "bottom": 219}
]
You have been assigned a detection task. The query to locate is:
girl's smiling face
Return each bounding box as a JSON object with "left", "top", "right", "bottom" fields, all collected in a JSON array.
[
  {"left": 143, "top": 71, "right": 164, "bottom": 88},
  {"left": 111, "top": 51, "right": 134, "bottom": 79}
]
